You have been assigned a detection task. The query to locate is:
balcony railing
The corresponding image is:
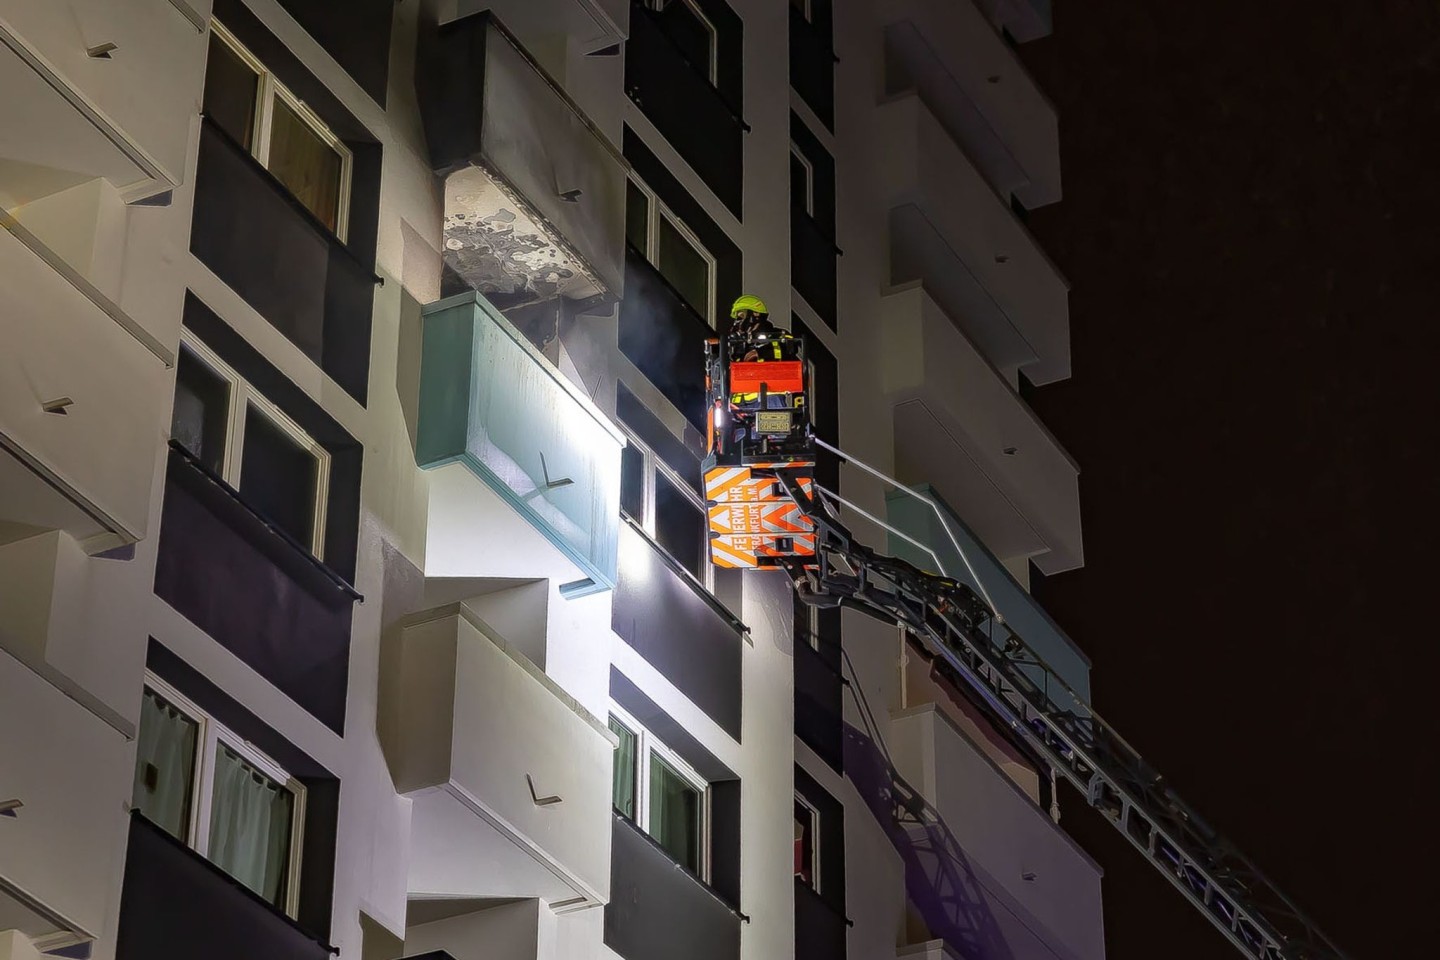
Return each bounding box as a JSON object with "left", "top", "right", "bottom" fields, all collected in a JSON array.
[
  {"left": 791, "top": 207, "right": 839, "bottom": 328},
  {"left": 416, "top": 291, "right": 625, "bottom": 594},
  {"left": 789, "top": 5, "right": 835, "bottom": 128},
  {"left": 624, "top": 1, "right": 745, "bottom": 215},
  {"left": 190, "top": 117, "right": 379, "bottom": 404},
  {"left": 117, "top": 813, "right": 333, "bottom": 960},
  {"left": 605, "top": 813, "right": 743, "bottom": 960}
]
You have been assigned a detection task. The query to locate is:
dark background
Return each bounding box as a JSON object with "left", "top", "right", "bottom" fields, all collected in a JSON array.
[{"left": 1015, "top": 2, "right": 1440, "bottom": 958}]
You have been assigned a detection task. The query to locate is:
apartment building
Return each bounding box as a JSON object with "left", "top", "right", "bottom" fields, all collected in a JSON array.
[{"left": 0, "top": 2, "right": 1098, "bottom": 960}]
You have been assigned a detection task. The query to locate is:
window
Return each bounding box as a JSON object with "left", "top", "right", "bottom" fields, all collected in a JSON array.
[
  {"left": 790, "top": 144, "right": 815, "bottom": 217},
  {"left": 790, "top": 0, "right": 813, "bottom": 21},
  {"left": 171, "top": 333, "right": 331, "bottom": 555},
  {"left": 132, "top": 678, "right": 306, "bottom": 916},
  {"left": 620, "top": 426, "right": 710, "bottom": 588},
  {"left": 647, "top": 0, "right": 718, "bottom": 83},
  {"left": 627, "top": 176, "right": 716, "bottom": 324},
  {"left": 205, "top": 22, "right": 352, "bottom": 237},
  {"left": 610, "top": 707, "right": 710, "bottom": 877},
  {"left": 794, "top": 796, "right": 819, "bottom": 890}
]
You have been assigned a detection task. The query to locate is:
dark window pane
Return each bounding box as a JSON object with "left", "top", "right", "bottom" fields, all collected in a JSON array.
[
  {"left": 621, "top": 444, "right": 645, "bottom": 520},
  {"left": 650, "top": 754, "right": 701, "bottom": 871},
  {"left": 657, "top": 215, "right": 710, "bottom": 321},
  {"left": 653, "top": 0, "right": 714, "bottom": 82},
  {"left": 791, "top": 151, "right": 811, "bottom": 214},
  {"left": 626, "top": 179, "right": 650, "bottom": 255},
  {"left": 171, "top": 348, "right": 230, "bottom": 475},
  {"left": 794, "top": 798, "right": 816, "bottom": 889},
  {"left": 240, "top": 405, "right": 318, "bottom": 549},
  {"left": 655, "top": 471, "right": 704, "bottom": 580},
  {"left": 132, "top": 689, "right": 198, "bottom": 841},
  {"left": 268, "top": 98, "right": 344, "bottom": 232},
  {"left": 204, "top": 33, "right": 259, "bottom": 150},
  {"left": 610, "top": 718, "right": 638, "bottom": 818},
  {"left": 790, "top": 0, "right": 811, "bottom": 19}
]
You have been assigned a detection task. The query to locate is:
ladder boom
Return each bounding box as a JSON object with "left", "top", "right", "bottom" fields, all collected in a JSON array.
[{"left": 770, "top": 470, "right": 1349, "bottom": 960}]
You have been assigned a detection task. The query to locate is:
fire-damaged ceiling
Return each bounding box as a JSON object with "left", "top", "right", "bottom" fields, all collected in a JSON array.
[{"left": 442, "top": 166, "right": 605, "bottom": 310}]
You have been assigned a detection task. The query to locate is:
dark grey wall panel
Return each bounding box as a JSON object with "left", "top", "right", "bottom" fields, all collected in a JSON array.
[
  {"left": 154, "top": 450, "right": 355, "bottom": 734},
  {"left": 790, "top": 1, "right": 835, "bottom": 130},
  {"left": 605, "top": 815, "right": 742, "bottom": 960},
  {"left": 796, "top": 882, "right": 847, "bottom": 960},
  {"left": 117, "top": 815, "right": 332, "bottom": 960},
  {"left": 612, "top": 524, "right": 742, "bottom": 739}
]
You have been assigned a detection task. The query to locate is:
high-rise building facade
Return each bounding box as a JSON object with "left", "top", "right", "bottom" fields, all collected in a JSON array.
[{"left": 0, "top": 2, "right": 1098, "bottom": 960}]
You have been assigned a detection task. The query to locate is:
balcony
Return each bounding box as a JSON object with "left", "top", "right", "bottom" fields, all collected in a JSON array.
[
  {"left": 116, "top": 814, "right": 332, "bottom": 960},
  {"left": 624, "top": 0, "right": 744, "bottom": 216},
  {"left": 0, "top": 646, "right": 133, "bottom": 952},
  {"left": 878, "top": 0, "right": 1060, "bottom": 207},
  {"left": 0, "top": 1, "right": 205, "bottom": 193},
  {"left": 190, "top": 118, "right": 378, "bottom": 404},
  {"left": 618, "top": 245, "right": 712, "bottom": 431},
  {"left": 612, "top": 522, "right": 745, "bottom": 740},
  {"left": 886, "top": 484, "right": 1091, "bottom": 701},
  {"left": 381, "top": 604, "right": 615, "bottom": 908},
  {"left": 796, "top": 881, "right": 847, "bottom": 960},
  {"left": 792, "top": 207, "right": 839, "bottom": 329},
  {"left": 456, "top": 0, "right": 626, "bottom": 56},
  {"left": 0, "top": 214, "right": 171, "bottom": 552},
  {"left": 790, "top": 4, "right": 834, "bottom": 128},
  {"left": 877, "top": 93, "right": 1069, "bottom": 385},
  {"left": 880, "top": 284, "right": 1081, "bottom": 574},
  {"left": 416, "top": 12, "right": 626, "bottom": 308},
  {"left": 889, "top": 704, "right": 1104, "bottom": 960},
  {"left": 404, "top": 899, "right": 567, "bottom": 960},
  {"left": 416, "top": 292, "right": 625, "bottom": 595},
  {"left": 604, "top": 813, "right": 742, "bottom": 960}
]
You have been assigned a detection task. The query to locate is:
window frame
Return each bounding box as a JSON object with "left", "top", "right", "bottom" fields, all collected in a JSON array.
[
  {"left": 209, "top": 20, "right": 353, "bottom": 240},
  {"left": 177, "top": 331, "right": 332, "bottom": 558},
  {"left": 790, "top": 0, "right": 814, "bottom": 23},
  {"left": 139, "top": 675, "right": 307, "bottom": 918},
  {"left": 794, "top": 794, "right": 821, "bottom": 893},
  {"left": 790, "top": 142, "right": 816, "bottom": 217},
  {"left": 648, "top": 0, "right": 720, "bottom": 84},
  {"left": 609, "top": 704, "right": 712, "bottom": 880},
  {"left": 619, "top": 424, "right": 713, "bottom": 592},
  {"left": 627, "top": 175, "right": 717, "bottom": 326}
]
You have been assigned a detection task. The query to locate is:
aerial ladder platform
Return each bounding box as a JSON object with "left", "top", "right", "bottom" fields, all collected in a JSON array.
[{"left": 701, "top": 332, "right": 1350, "bottom": 960}]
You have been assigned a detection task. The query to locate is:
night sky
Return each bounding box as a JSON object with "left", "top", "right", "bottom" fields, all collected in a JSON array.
[{"left": 1014, "top": 2, "right": 1440, "bottom": 958}]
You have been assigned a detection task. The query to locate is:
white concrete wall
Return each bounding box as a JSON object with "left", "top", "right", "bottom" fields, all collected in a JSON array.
[{"left": 891, "top": 705, "right": 1105, "bottom": 960}]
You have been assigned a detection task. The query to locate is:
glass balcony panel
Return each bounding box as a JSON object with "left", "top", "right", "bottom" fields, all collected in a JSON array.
[{"left": 416, "top": 292, "right": 624, "bottom": 593}]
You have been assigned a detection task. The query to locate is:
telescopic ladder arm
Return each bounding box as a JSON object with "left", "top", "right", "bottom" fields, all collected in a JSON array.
[{"left": 772, "top": 468, "right": 1350, "bottom": 960}]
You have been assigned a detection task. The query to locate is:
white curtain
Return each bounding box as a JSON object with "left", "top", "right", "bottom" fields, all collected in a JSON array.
[
  {"left": 132, "top": 690, "right": 198, "bottom": 840},
  {"left": 208, "top": 743, "right": 295, "bottom": 906}
]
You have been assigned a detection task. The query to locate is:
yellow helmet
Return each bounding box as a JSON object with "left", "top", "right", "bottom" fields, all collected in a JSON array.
[{"left": 730, "top": 295, "right": 769, "bottom": 319}]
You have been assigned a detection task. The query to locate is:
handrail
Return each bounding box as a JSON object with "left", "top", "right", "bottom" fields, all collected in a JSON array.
[
  {"left": 612, "top": 809, "right": 751, "bottom": 923},
  {"left": 0, "top": 209, "right": 174, "bottom": 367},
  {"left": 168, "top": 440, "right": 363, "bottom": 601},
  {"left": 810, "top": 437, "right": 1002, "bottom": 621},
  {"left": 621, "top": 514, "right": 749, "bottom": 640},
  {"left": 628, "top": 2, "right": 751, "bottom": 132}
]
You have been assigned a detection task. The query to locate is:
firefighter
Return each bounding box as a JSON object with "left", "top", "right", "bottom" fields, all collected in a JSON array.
[{"left": 727, "top": 295, "right": 794, "bottom": 445}]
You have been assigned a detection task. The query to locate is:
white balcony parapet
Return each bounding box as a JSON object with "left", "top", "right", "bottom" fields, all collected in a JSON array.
[{"left": 381, "top": 603, "right": 616, "bottom": 908}]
